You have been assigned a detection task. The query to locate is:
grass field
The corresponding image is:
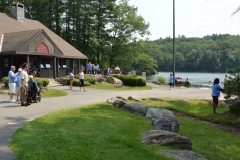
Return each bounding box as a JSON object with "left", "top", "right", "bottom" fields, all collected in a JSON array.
[{"left": 10, "top": 99, "right": 240, "bottom": 160}]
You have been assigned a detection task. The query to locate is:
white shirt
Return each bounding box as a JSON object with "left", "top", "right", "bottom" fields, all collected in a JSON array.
[
  {"left": 79, "top": 72, "right": 84, "bottom": 80},
  {"left": 115, "top": 67, "right": 120, "bottom": 71},
  {"left": 20, "top": 70, "right": 28, "bottom": 87}
]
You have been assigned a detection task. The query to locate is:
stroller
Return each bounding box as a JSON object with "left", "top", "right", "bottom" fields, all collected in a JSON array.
[{"left": 27, "top": 84, "right": 41, "bottom": 103}]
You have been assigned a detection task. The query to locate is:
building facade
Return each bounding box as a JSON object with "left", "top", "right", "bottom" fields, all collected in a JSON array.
[{"left": 0, "top": 3, "right": 88, "bottom": 79}]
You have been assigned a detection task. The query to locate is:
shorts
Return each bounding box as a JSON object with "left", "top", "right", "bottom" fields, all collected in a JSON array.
[
  {"left": 169, "top": 83, "right": 173, "bottom": 86},
  {"left": 8, "top": 83, "right": 16, "bottom": 94},
  {"left": 70, "top": 77, "right": 74, "bottom": 81},
  {"left": 212, "top": 96, "right": 219, "bottom": 104},
  {"left": 79, "top": 79, "right": 84, "bottom": 87},
  {"left": 15, "top": 87, "right": 21, "bottom": 94}
]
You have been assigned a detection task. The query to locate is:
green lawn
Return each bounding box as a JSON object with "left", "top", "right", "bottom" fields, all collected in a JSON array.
[
  {"left": 41, "top": 88, "right": 67, "bottom": 97},
  {"left": 10, "top": 101, "right": 240, "bottom": 160},
  {"left": 86, "top": 83, "right": 152, "bottom": 90}
]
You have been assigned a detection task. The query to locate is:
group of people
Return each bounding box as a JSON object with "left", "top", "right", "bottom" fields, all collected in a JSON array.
[
  {"left": 103, "top": 66, "right": 121, "bottom": 76},
  {"left": 87, "top": 62, "right": 99, "bottom": 74},
  {"left": 69, "top": 68, "right": 86, "bottom": 91},
  {"left": 168, "top": 74, "right": 190, "bottom": 89},
  {"left": 8, "top": 63, "right": 39, "bottom": 106},
  {"left": 168, "top": 73, "right": 228, "bottom": 114}
]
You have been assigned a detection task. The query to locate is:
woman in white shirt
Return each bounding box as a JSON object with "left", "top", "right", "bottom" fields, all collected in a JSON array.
[{"left": 79, "top": 68, "right": 86, "bottom": 91}]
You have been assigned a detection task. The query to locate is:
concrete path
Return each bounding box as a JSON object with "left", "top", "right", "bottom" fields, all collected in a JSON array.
[{"left": 0, "top": 84, "right": 217, "bottom": 160}]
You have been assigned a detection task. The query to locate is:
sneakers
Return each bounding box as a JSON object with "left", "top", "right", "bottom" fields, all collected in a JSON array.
[{"left": 9, "top": 99, "right": 16, "bottom": 103}]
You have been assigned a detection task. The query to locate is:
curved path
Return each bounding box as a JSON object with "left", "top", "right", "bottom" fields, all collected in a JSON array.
[{"left": 0, "top": 84, "right": 218, "bottom": 160}]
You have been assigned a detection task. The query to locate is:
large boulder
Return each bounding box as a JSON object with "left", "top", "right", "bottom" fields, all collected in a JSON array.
[
  {"left": 127, "top": 95, "right": 145, "bottom": 102},
  {"left": 142, "top": 130, "right": 192, "bottom": 150},
  {"left": 160, "top": 150, "right": 206, "bottom": 160},
  {"left": 113, "top": 100, "right": 127, "bottom": 108},
  {"left": 152, "top": 119, "right": 180, "bottom": 132},
  {"left": 96, "top": 76, "right": 106, "bottom": 83},
  {"left": 107, "top": 97, "right": 120, "bottom": 104},
  {"left": 106, "top": 76, "right": 123, "bottom": 86},
  {"left": 145, "top": 108, "right": 175, "bottom": 121},
  {"left": 121, "top": 103, "right": 149, "bottom": 116},
  {"left": 149, "top": 97, "right": 164, "bottom": 102}
]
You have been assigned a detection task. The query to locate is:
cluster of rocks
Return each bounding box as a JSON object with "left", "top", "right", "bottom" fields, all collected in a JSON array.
[
  {"left": 107, "top": 96, "right": 206, "bottom": 160},
  {"left": 96, "top": 76, "right": 123, "bottom": 88}
]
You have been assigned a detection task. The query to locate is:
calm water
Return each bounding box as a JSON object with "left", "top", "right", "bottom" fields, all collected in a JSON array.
[{"left": 147, "top": 72, "right": 228, "bottom": 86}]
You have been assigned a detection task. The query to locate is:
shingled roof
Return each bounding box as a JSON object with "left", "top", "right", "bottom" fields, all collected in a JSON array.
[{"left": 0, "top": 12, "right": 87, "bottom": 59}]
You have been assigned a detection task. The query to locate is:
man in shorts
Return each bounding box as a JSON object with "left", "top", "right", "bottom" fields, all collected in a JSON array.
[{"left": 8, "top": 66, "right": 17, "bottom": 102}]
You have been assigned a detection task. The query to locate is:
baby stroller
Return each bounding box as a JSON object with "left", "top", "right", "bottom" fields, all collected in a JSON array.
[{"left": 27, "top": 84, "right": 41, "bottom": 103}]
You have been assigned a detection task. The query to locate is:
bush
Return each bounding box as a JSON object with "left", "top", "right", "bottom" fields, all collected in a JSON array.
[
  {"left": 85, "top": 74, "right": 96, "bottom": 84},
  {"left": 119, "top": 75, "right": 138, "bottom": 86},
  {"left": 110, "top": 74, "right": 120, "bottom": 79},
  {"left": 72, "top": 79, "right": 91, "bottom": 86},
  {"left": 224, "top": 68, "right": 240, "bottom": 114},
  {"left": 229, "top": 100, "right": 240, "bottom": 114},
  {"left": 1, "top": 77, "right": 8, "bottom": 87},
  {"left": 1, "top": 76, "right": 48, "bottom": 88},
  {"left": 136, "top": 77, "right": 146, "bottom": 86},
  {"left": 157, "top": 76, "right": 167, "bottom": 85}
]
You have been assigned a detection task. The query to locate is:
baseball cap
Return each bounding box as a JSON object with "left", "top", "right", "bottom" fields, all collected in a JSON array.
[
  {"left": 18, "top": 68, "right": 22, "bottom": 71},
  {"left": 29, "top": 75, "right": 33, "bottom": 79}
]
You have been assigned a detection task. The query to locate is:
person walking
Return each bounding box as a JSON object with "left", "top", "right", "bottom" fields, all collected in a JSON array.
[
  {"left": 69, "top": 70, "right": 74, "bottom": 90},
  {"left": 169, "top": 73, "right": 174, "bottom": 90},
  {"left": 8, "top": 66, "right": 17, "bottom": 102},
  {"left": 20, "top": 63, "right": 30, "bottom": 106},
  {"left": 211, "top": 78, "right": 223, "bottom": 114},
  {"left": 79, "top": 68, "right": 86, "bottom": 91},
  {"left": 15, "top": 68, "right": 22, "bottom": 103}
]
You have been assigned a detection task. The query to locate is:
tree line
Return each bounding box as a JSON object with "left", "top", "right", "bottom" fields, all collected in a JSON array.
[{"left": 1, "top": 1, "right": 240, "bottom": 75}]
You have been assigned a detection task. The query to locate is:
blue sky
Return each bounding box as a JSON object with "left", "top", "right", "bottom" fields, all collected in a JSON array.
[{"left": 129, "top": 0, "right": 240, "bottom": 40}]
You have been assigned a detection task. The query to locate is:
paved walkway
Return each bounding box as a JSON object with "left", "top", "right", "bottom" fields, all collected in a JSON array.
[{"left": 0, "top": 84, "right": 218, "bottom": 160}]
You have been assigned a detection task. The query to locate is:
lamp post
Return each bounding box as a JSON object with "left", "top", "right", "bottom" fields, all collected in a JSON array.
[{"left": 173, "top": 0, "right": 176, "bottom": 86}]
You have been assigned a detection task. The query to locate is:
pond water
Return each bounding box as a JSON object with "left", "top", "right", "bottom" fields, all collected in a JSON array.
[{"left": 147, "top": 72, "right": 228, "bottom": 86}]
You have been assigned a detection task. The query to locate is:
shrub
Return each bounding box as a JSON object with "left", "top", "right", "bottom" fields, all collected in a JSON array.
[
  {"left": 119, "top": 75, "right": 138, "bottom": 86},
  {"left": 224, "top": 68, "right": 240, "bottom": 114},
  {"left": 137, "top": 77, "right": 146, "bottom": 86},
  {"left": 1, "top": 76, "right": 48, "bottom": 88},
  {"left": 1, "top": 77, "right": 8, "bottom": 87},
  {"left": 110, "top": 74, "right": 120, "bottom": 79},
  {"left": 157, "top": 76, "right": 167, "bottom": 85},
  {"left": 229, "top": 100, "right": 240, "bottom": 114},
  {"left": 72, "top": 79, "right": 91, "bottom": 86},
  {"left": 85, "top": 74, "right": 96, "bottom": 84}
]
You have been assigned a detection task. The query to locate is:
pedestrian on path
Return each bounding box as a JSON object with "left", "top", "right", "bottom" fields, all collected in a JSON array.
[
  {"left": 20, "top": 63, "right": 30, "bottom": 106},
  {"left": 79, "top": 68, "right": 86, "bottom": 91},
  {"left": 8, "top": 66, "right": 17, "bottom": 102},
  {"left": 15, "top": 68, "right": 22, "bottom": 103},
  {"left": 169, "top": 73, "right": 174, "bottom": 90}
]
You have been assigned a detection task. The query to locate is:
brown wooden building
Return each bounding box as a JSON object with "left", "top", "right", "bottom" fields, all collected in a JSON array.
[{"left": 0, "top": 3, "right": 88, "bottom": 79}]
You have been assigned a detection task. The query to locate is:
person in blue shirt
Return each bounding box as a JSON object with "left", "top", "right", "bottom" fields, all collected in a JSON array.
[
  {"left": 15, "top": 68, "right": 22, "bottom": 102},
  {"left": 8, "top": 66, "right": 17, "bottom": 102},
  {"left": 211, "top": 78, "right": 223, "bottom": 114},
  {"left": 87, "top": 62, "right": 92, "bottom": 74},
  {"left": 95, "top": 64, "right": 99, "bottom": 74},
  {"left": 168, "top": 73, "right": 174, "bottom": 90}
]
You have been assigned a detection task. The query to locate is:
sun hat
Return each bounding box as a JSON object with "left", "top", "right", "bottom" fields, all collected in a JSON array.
[
  {"left": 18, "top": 68, "right": 22, "bottom": 71},
  {"left": 29, "top": 75, "right": 33, "bottom": 79}
]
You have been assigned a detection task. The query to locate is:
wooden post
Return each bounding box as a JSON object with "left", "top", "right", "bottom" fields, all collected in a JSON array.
[{"left": 53, "top": 56, "right": 56, "bottom": 79}]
